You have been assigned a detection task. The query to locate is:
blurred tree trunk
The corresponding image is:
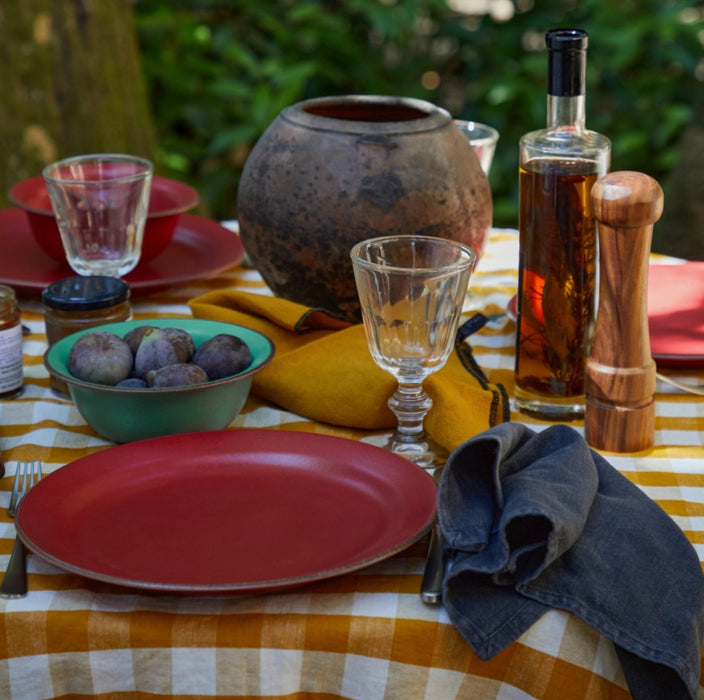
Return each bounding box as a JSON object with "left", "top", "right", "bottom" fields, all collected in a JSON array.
[
  {"left": 0, "top": 0, "right": 156, "bottom": 206},
  {"left": 653, "top": 85, "right": 704, "bottom": 261}
]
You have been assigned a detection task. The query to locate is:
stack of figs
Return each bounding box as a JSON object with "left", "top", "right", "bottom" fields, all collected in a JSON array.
[{"left": 67, "top": 326, "right": 253, "bottom": 388}]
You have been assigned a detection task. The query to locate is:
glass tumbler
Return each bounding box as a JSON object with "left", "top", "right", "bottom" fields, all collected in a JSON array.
[
  {"left": 43, "top": 154, "right": 153, "bottom": 278},
  {"left": 454, "top": 120, "right": 499, "bottom": 175}
]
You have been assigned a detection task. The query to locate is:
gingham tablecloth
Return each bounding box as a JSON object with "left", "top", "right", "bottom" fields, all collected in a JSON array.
[{"left": 1, "top": 225, "right": 703, "bottom": 700}]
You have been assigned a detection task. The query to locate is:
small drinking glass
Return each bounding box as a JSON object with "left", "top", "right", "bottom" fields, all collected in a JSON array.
[
  {"left": 43, "top": 154, "right": 153, "bottom": 278},
  {"left": 351, "top": 235, "right": 476, "bottom": 468},
  {"left": 454, "top": 120, "right": 499, "bottom": 175}
]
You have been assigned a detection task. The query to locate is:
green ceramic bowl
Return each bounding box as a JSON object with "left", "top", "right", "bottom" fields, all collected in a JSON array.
[{"left": 44, "top": 318, "right": 274, "bottom": 443}]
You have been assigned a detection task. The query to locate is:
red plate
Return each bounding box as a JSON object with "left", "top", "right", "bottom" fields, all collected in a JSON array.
[
  {"left": 0, "top": 207, "right": 244, "bottom": 297},
  {"left": 16, "top": 430, "right": 436, "bottom": 593},
  {"left": 507, "top": 262, "right": 704, "bottom": 368},
  {"left": 648, "top": 262, "right": 704, "bottom": 368}
]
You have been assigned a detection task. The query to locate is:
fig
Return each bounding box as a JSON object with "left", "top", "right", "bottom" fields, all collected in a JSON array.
[
  {"left": 161, "top": 327, "right": 195, "bottom": 363},
  {"left": 123, "top": 325, "right": 158, "bottom": 355},
  {"left": 146, "top": 363, "right": 209, "bottom": 387},
  {"left": 192, "top": 333, "right": 253, "bottom": 380},
  {"left": 115, "top": 377, "right": 148, "bottom": 389},
  {"left": 68, "top": 331, "right": 133, "bottom": 385},
  {"left": 134, "top": 328, "right": 181, "bottom": 378}
]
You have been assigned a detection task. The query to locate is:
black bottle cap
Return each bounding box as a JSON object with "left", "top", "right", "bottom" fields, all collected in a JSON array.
[
  {"left": 546, "top": 28, "right": 588, "bottom": 97},
  {"left": 42, "top": 276, "right": 131, "bottom": 311}
]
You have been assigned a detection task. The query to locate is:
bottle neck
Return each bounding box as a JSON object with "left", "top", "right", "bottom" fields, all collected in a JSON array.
[{"left": 547, "top": 93, "right": 586, "bottom": 133}]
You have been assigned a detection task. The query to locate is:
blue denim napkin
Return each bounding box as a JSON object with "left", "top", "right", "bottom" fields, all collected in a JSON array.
[{"left": 438, "top": 423, "right": 704, "bottom": 700}]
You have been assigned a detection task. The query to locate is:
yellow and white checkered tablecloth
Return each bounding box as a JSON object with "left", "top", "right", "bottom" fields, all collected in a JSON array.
[{"left": 1, "top": 226, "right": 702, "bottom": 699}]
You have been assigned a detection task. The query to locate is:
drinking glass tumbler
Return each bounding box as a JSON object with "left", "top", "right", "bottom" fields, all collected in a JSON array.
[
  {"left": 43, "top": 154, "right": 153, "bottom": 278},
  {"left": 454, "top": 120, "right": 499, "bottom": 175},
  {"left": 351, "top": 235, "right": 476, "bottom": 468}
]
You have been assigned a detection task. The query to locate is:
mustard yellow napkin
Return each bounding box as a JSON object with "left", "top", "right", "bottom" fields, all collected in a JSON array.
[{"left": 188, "top": 291, "right": 509, "bottom": 453}]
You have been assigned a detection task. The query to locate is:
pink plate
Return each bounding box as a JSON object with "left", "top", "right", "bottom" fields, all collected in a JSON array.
[
  {"left": 508, "top": 262, "right": 704, "bottom": 368},
  {"left": 648, "top": 262, "right": 704, "bottom": 368},
  {"left": 16, "top": 430, "right": 437, "bottom": 593},
  {"left": 0, "top": 207, "right": 244, "bottom": 297}
]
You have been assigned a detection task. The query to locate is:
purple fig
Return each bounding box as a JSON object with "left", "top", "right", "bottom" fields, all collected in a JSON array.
[
  {"left": 192, "top": 333, "right": 253, "bottom": 380},
  {"left": 123, "top": 325, "right": 158, "bottom": 355},
  {"left": 115, "top": 377, "right": 148, "bottom": 388},
  {"left": 68, "top": 331, "right": 133, "bottom": 385},
  {"left": 146, "top": 363, "right": 209, "bottom": 387},
  {"left": 134, "top": 328, "right": 181, "bottom": 378},
  {"left": 161, "top": 327, "right": 195, "bottom": 363}
]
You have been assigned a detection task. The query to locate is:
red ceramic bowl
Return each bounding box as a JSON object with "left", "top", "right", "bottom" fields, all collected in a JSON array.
[{"left": 9, "top": 175, "right": 199, "bottom": 264}]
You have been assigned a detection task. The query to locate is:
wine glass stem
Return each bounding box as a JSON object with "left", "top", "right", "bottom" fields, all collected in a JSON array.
[{"left": 388, "top": 381, "right": 433, "bottom": 443}]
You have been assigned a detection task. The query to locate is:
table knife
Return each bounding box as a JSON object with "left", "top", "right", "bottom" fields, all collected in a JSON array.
[{"left": 420, "top": 522, "right": 445, "bottom": 604}]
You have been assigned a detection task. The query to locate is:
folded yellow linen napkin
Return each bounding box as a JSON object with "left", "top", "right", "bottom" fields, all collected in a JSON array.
[{"left": 189, "top": 290, "right": 509, "bottom": 452}]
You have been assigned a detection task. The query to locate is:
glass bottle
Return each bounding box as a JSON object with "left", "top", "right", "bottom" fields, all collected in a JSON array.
[
  {"left": 0, "top": 285, "right": 24, "bottom": 399},
  {"left": 515, "top": 28, "right": 611, "bottom": 420}
]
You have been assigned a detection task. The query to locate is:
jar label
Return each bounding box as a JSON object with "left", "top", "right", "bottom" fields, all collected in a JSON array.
[{"left": 0, "top": 324, "right": 23, "bottom": 392}]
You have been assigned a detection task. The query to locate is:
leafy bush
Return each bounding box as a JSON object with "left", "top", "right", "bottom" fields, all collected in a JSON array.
[{"left": 134, "top": 0, "right": 704, "bottom": 227}]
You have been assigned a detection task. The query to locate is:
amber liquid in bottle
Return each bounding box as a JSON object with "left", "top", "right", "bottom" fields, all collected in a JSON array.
[
  {"left": 516, "top": 159, "right": 598, "bottom": 402},
  {"left": 514, "top": 28, "right": 610, "bottom": 419}
]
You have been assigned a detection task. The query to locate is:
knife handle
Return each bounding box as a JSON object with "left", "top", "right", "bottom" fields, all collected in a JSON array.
[{"left": 420, "top": 523, "right": 445, "bottom": 604}]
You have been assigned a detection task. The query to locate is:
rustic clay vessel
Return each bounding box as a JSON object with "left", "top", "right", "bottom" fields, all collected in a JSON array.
[{"left": 237, "top": 95, "right": 492, "bottom": 322}]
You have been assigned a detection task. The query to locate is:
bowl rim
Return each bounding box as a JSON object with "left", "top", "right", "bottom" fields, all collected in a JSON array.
[
  {"left": 44, "top": 318, "right": 275, "bottom": 394},
  {"left": 9, "top": 175, "right": 199, "bottom": 218}
]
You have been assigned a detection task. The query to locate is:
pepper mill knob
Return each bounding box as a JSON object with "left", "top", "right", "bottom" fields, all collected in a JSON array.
[{"left": 585, "top": 171, "right": 664, "bottom": 452}]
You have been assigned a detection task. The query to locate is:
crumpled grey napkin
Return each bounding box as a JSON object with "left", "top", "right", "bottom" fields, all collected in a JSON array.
[{"left": 438, "top": 423, "right": 704, "bottom": 700}]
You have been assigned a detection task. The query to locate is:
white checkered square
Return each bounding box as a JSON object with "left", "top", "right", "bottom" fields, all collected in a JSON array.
[
  {"left": 423, "top": 666, "right": 465, "bottom": 699},
  {"left": 6, "top": 654, "right": 54, "bottom": 700},
  {"left": 517, "top": 609, "right": 569, "bottom": 657},
  {"left": 173, "top": 647, "right": 217, "bottom": 695},
  {"left": 340, "top": 653, "right": 389, "bottom": 700},
  {"left": 592, "top": 636, "right": 627, "bottom": 686},
  {"left": 90, "top": 649, "right": 137, "bottom": 694},
  {"left": 351, "top": 592, "right": 400, "bottom": 619},
  {"left": 259, "top": 648, "right": 304, "bottom": 695}
]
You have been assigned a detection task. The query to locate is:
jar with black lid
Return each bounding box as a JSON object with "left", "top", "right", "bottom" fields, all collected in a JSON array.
[{"left": 43, "top": 276, "right": 132, "bottom": 395}]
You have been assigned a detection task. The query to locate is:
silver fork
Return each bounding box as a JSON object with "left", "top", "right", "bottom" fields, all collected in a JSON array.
[{"left": 0, "top": 460, "right": 42, "bottom": 598}]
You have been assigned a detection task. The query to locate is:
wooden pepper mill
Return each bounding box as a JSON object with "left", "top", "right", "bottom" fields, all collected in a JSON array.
[{"left": 585, "top": 171, "right": 664, "bottom": 452}]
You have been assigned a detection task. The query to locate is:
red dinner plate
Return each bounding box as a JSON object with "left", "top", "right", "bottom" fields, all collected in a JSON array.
[
  {"left": 0, "top": 207, "right": 245, "bottom": 296},
  {"left": 507, "top": 262, "right": 704, "bottom": 368},
  {"left": 648, "top": 262, "right": 704, "bottom": 368},
  {"left": 16, "top": 430, "right": 436, "bottom": 593}
]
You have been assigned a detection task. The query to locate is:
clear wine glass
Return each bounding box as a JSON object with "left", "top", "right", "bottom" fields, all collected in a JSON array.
[{"left": 350, "top": 235, "right": 476, "bottom": 468}]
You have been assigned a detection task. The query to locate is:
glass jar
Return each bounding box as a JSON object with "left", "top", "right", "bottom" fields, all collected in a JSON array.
[
  {"left": 0, "top": 285, "right": 24, "bottom": 399},
  {"left": 42, "top": 276, "right": 132, "bottom": 395}
]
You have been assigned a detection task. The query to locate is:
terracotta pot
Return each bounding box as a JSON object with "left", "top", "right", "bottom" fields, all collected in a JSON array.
[{"left": 237, "top": 95, "right": 492, "bottom": 322}]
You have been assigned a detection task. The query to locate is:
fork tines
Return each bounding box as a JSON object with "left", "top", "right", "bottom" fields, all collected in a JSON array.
[{"left": 8, "top": 460, "right": 42, "bottom": 518}]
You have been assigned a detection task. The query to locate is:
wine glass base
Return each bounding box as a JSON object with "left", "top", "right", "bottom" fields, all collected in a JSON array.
[{"left": 388, "top": 433, "right": 448, "bottom": 471}]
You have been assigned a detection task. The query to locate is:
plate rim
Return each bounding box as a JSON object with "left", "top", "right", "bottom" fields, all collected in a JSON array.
[
  {"left": 9, "top": 174, "right": 199, "bottom": 217},
  {"left": 0, "top": 207, "right": 245, "bottom": 296}
]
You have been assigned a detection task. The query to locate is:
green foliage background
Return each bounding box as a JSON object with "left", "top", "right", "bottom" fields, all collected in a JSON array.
[{"left": 133, "top": 0, "right": 704, "bottom": 228}]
